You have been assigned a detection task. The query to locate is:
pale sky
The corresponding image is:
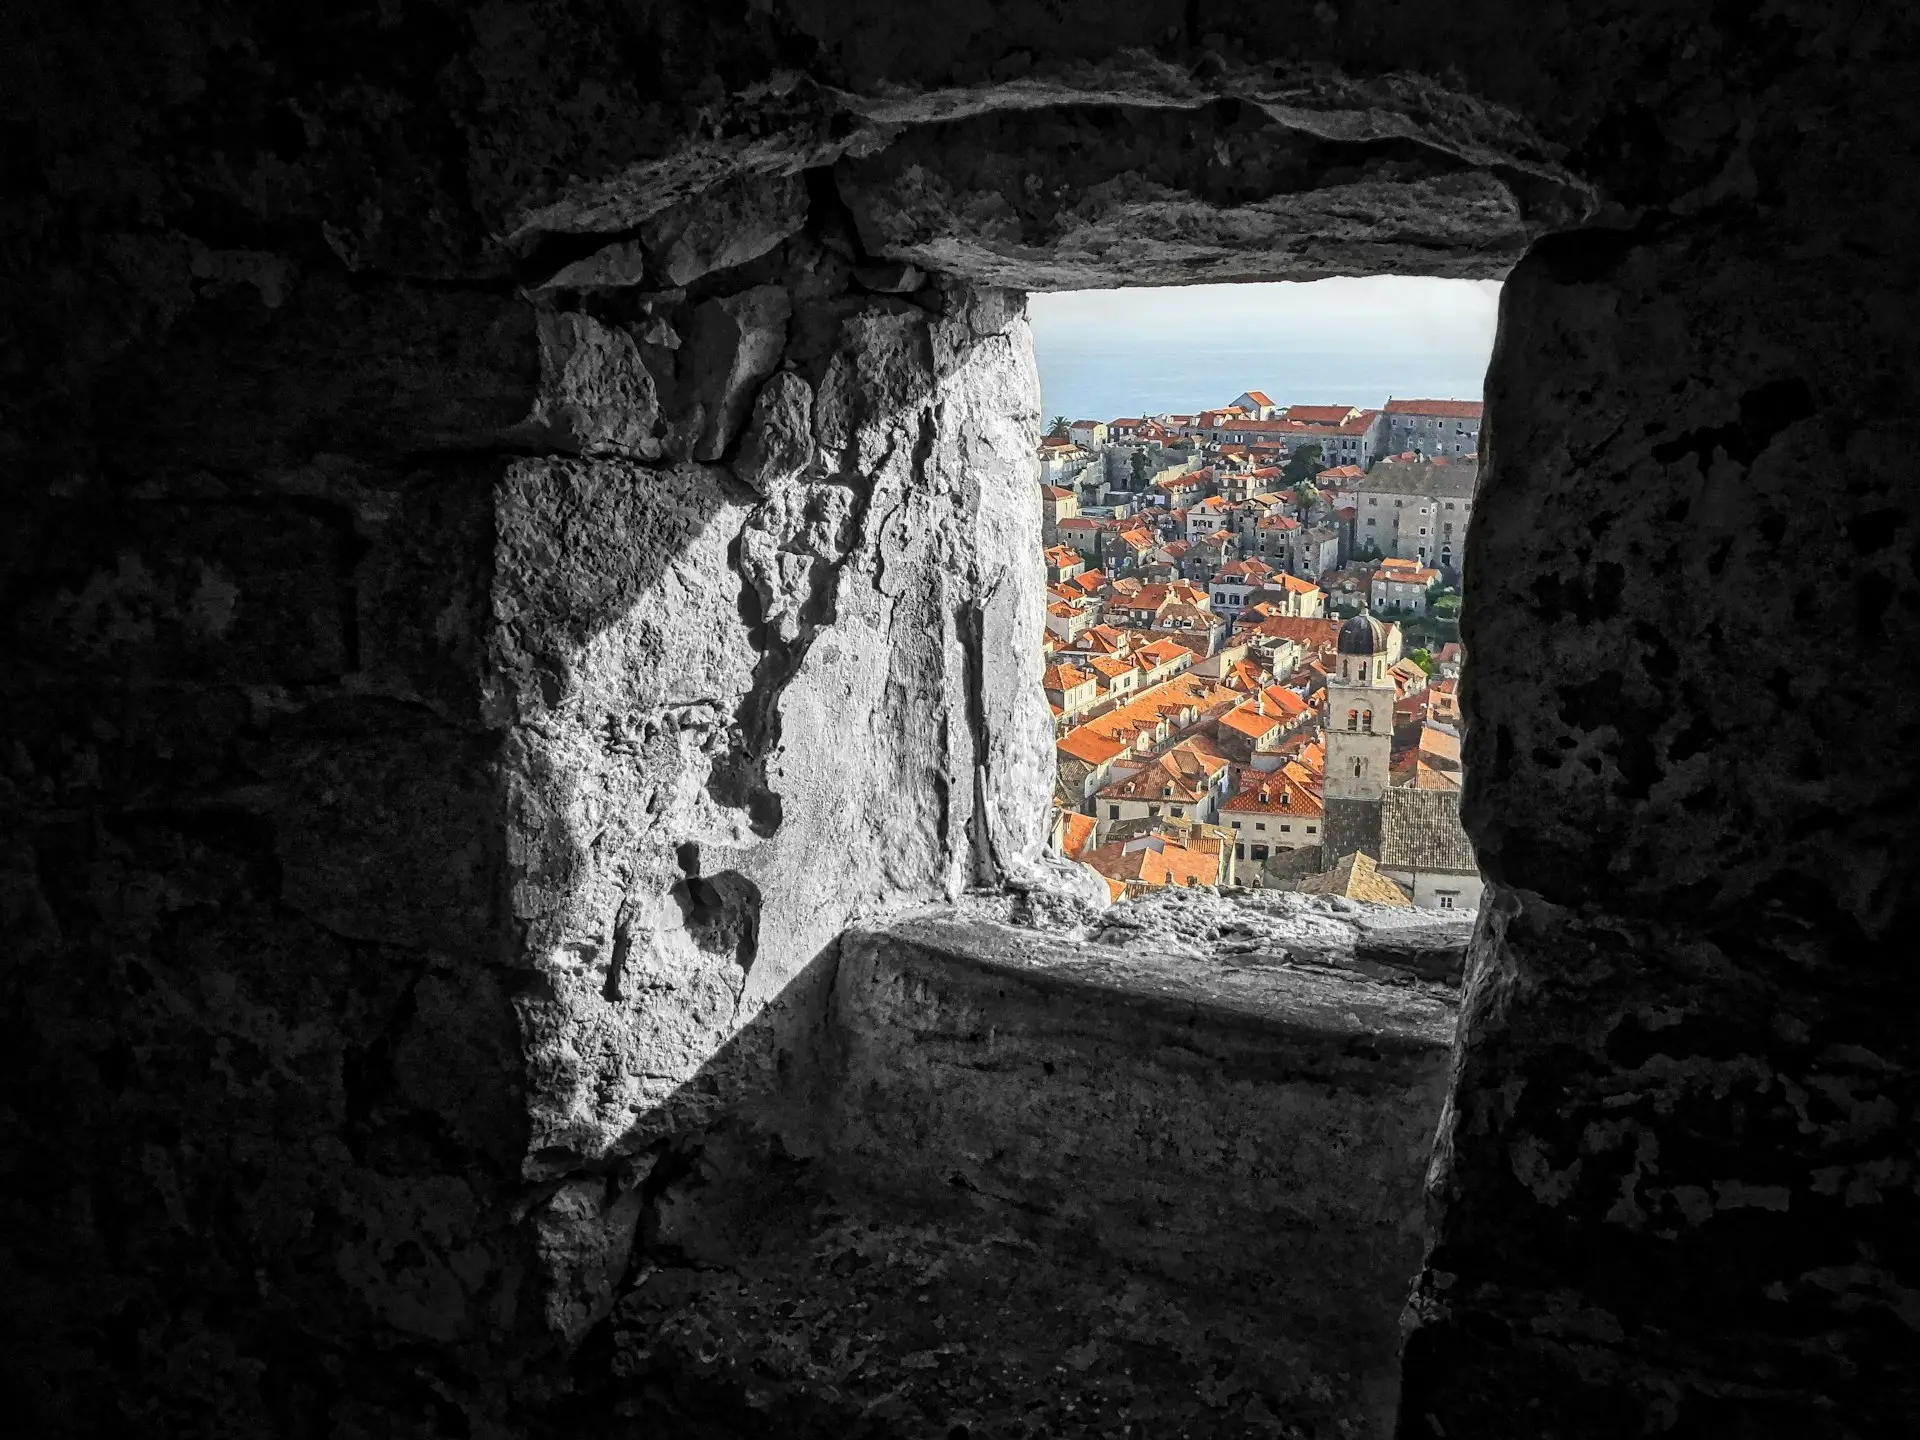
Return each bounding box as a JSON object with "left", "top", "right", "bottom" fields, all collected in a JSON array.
[
  {"left": 1029, "top": 277, "right": 1502, "bottom": 422},
  {"left": 1030, "top": 277, "right": 1502, "bottom": 354}
]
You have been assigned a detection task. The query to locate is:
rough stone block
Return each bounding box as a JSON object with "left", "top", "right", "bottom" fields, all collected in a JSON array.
[
  {"left": 686, "top": 285, "right": 792, "bottom": 462},
  {"left": 601, "top": 906, "right": 1459, "bottom": 1437},
  {"left": 350, "top": 463, "right": 498, "bottom": 724},
  {"left": 730, "top": 370, "right": 815, "bottom": 495},
  {"left": 521, "top": 310, "right": 663, "bottom": 459},
  {"left": 3, "top": 497, "right": 355, "bottom": 685},
  {"left": 827, "top": 914, "right": 1455, "bottom": 1436},
  {"left": 257, "top": 703, "right": 503, "bottom": 953},
  {"left": 640, "top": 171, "right": 809, "bottom": 287},
  {"left": 527, "top": 240, "right": 648, "bottom": 294},
  {"left": 97, "top": 273, "right": 540, "bottom": 470}
]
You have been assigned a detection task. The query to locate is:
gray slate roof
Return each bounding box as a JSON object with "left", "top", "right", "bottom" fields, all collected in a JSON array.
[
  {"left": 1354, "top": 459, "right": 1478, "bottom": 501},
  {"left": 1379, "top": 788, "right": 1479, "bottom": 874}
]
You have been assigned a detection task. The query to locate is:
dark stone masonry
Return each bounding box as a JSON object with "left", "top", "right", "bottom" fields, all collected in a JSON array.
[{"left": 3, "top": 3, "right": 1916, "bottom": 1436}]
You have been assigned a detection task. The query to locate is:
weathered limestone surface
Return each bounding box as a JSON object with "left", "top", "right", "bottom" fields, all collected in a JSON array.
[
  {"left": 3, "top": 123, "right": 1067, "bottom": 1427},
  {"left": 1405, "top": 203, "right": 1920, "bottom": 1435},
  {"left": 587, "top": 906, "right": 1460, "bottom": 1438},
  {"left": 492, "top": 269, "right": 1060, "bottom": 1220},
  {"left": 6, "top": 2, "right": 1920, "bottom": 1436}
]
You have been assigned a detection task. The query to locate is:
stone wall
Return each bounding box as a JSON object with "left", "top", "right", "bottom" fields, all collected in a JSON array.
[
  {"left": 1, "top": 71, "right": 1068, "bottom": 1429},
  {"left": 586, "top": 900, "right": 1464, "bottom": 1438},
  {"left": 496, "top": 259, "right": 1070, "bottom": 1356},
  {"left": 1411, "top": 202, "right": 1920, "bottom": 1434},
  {"left": 7, "top": 2, "right": 1920, "bottom": 1435}
]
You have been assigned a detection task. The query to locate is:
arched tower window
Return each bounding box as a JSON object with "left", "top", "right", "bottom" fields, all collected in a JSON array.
[
  {"left": 1347, "top": 708, "right": 1359, "bottom": 731},
  {"left": 1351, "top": 757, "right": 1364, "bottom": 777},
  {"left": 1361, "top": 708, "right": 1373, "bottom": 732}
]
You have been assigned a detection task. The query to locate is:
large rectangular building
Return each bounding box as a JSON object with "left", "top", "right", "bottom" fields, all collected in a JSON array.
[
  {"left": 1382, "top": 398, "right": 1482, "bottom": 458},
  {"left": 1351, "top": 456, "right": 1478, "bottom": 571}
]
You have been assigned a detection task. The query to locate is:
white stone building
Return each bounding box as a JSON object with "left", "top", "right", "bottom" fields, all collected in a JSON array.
[
  {"left": 1378, "top": 788, "right": 1484, "bottom": 911},
  {"left": 1352, "top": 456, "right": 1477, "bottom": 570},
  {"left": 1382, "top": 398, "right": 1482, "bottom": 457}
]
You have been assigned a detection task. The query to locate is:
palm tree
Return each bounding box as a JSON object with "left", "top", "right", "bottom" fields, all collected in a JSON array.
[{"left": 1048, "top": 415, "right": 1070, "bottom": 439}]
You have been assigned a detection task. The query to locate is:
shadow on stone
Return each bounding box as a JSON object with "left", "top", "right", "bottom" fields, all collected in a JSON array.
[{"left": 541, "top": 908, "right": 1461, "bottom": 1439}]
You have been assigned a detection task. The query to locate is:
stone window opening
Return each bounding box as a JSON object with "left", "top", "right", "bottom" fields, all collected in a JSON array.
[{"left": 63, "top": 20, "right": 1882, "bottom": 1432}]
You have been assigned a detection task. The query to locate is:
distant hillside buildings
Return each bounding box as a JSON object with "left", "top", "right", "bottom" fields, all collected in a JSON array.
[{"left": 1040, "top": 393, "right": 1484, "bottom": 910}]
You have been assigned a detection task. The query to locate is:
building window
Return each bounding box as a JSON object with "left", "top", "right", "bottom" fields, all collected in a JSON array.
[
  {"left": 1280, "top": 823, "right": 1291, "bottom": 833},
  {"left": 1109, "top": 806, "right": 1120, "bottom": 820},
  {"left": 1306, "top": 825, "right": 1318, "bottom": 835},
  {"left": 1235, "top": 843, "right": 1245, "bottom": 859},
  {"left": 1231, "top": 820, "right": 1241, "bottom": 829},
  {"left": 1351, "top": 758, "right": 1364, "bottom": 777},
  {"left": 1251, "top": 844, "right": 1269, "bottom": 860},
  {"left": 1439, "top": 894, "right": 1456, "bottom": 909},
  {"left": 1347, "top": 708, "right": 1359, "bottom": 730},
  {"left": 1255, "top": 822, "right": 1267, "bottom": 831}
]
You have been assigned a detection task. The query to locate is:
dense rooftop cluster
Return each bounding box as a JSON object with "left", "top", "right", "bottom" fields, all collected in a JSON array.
[{"left": 1040, "top": 393, "right": 1483, "bottom": 906}]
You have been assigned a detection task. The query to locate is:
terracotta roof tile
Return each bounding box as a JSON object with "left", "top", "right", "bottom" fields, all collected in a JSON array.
[
  {"left": 1283, "top": 404, "right": 1360, "bottom": 425},
  {"left": 1300, "top": 851, "right": 1411, "bottom": 904},
  {"left": 1383, "top": 398, "right": 1483, "bottom": 419},
  {"left": 1379, "top": 787, "right": 1477, "bottom": 872},
  {"left": 1222, "top": 770, "right": 1324, "bottom": 818}
]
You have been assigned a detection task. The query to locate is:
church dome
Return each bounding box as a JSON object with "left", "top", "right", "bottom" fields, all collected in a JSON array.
[{"left": 1337, "top": 612, "right": 1390, "bottom": 656}]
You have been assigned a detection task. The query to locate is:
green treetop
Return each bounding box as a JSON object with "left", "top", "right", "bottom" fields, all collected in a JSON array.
[{"left": 1281, "top": 442, "right": 1324, "bottom": 487}]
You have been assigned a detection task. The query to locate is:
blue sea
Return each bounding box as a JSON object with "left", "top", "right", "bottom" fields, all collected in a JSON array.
[
  {"left": 1033, "top": 341, "right": 1491, "bottom": 427},
  {"left": 1028, "top": 278, "right": 1498, "bottom": 426}
]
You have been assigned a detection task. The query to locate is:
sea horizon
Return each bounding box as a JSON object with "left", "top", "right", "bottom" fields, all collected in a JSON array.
[
  {"left": 1029, "top": 277, "right": 1498, "bottom": 427},
  {"left": 1033, "top": 344, "right": 1491, "bottom": 427}
]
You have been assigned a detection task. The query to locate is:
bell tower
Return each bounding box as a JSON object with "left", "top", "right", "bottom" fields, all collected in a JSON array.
[{"left": 1322, "top": 611, "right": 1396, "bottom": 860}]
